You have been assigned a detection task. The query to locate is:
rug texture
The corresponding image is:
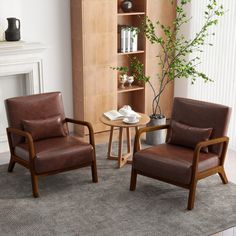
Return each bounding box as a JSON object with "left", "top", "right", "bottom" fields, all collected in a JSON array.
[{"left": 0, "top": 143, "right": 236, "bottom": 236}]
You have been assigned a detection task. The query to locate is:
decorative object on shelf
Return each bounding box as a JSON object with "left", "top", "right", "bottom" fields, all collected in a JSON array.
[
  {"left": 127, "top": 76, "right": 134, "bottom": 87},
  {"left": 110, "top": 65, "right": 130, "bottom": 89},
  {"left": 121, "top": 0, "right": 133, "bottom": 13},
  {"left": 131, "top": 0, "right": 224, "bottom": 145},
  {"left": 5, "top": 17, "right": 21, "bottom": 41},
  {"left": 119, "top": 74, "right": 128, "bottom": 88}
]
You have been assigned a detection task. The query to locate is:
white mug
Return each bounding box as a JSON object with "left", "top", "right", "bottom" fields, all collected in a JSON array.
[{"left": 127, "top": 114, "right": 136, "bottom": 122}]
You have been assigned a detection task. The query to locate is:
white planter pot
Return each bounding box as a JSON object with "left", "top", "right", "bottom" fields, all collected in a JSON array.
[{"left": 146, "top": 116, "right": 167, "bottom": 145}]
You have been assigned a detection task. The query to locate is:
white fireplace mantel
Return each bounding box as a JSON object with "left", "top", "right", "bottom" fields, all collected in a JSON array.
[
  {"left": 0, "top": 41, "right": 46, "bottom": 56},
  {"left": 0, "top": 41, "right": 46, "bottom": 93},
  {"left": 0, "top": 41, "right": 46, "bottom": 152}
]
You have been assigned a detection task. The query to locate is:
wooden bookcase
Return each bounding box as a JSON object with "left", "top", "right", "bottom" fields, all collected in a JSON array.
[
  {"left": 116, "top": 0, "right": 146, "bottom": 113},
  {"left": 71, "top": 0, "right": 117, "bottom": 136},
  {"left": 71, "top": 0, "right": 175, "bottom": 136}
]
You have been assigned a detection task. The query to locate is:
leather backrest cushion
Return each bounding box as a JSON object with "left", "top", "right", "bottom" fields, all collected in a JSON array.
[
  {"left": 168, "top": 120, "right": 213, "bottom": 153},
  {"left": 172, "top": 97, "right": 231, "bottom": 154},
  {"left": 22, "top": 115, "right": 67, "bottom": 141},
  {"left": 5, "top": 92, "right": 68, "bottom": 146}
]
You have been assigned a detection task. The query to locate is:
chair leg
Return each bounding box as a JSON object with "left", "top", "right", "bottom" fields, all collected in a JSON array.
[
  {"left": 31, "top": 173, "right": 39, "bottom": 198},
  {"left": 8, "top": 158, "right": 16, "bottom": 172},
  {"left": 187, "top": 180, "right": 197, "bottom": 210},
  {"left": 91, "top": 161, "right": 98, "bottom": 183},
  {"left": 130, "top": 167, "right": 137, "bottom": 191},
  {"left": 218, "top": 168, "right": 228, "bottom": 184}
]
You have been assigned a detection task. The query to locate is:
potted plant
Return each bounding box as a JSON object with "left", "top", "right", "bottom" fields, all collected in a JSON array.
[{"left": 131, "top": 0, "right": 224, "bottom": 145}]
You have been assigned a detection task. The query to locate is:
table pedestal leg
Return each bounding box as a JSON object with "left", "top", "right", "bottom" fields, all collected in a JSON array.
[
  {"left": 107, "top": 126, "right": 114, "bottom": 158},
  {"left": 135, "top": 126, "right": 141, "bottom": 150},
  {"left": 107, "top": 126, "right": 132, "bottom": 168},
  {"left": 127, "top": 127, "right": 133, "bottom": 164}
]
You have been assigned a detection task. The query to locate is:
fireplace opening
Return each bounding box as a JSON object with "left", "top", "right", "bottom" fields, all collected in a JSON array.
[
  {"left": 0, "top": 42, "right": 46, "bottom": 154},
  {"left": 0, "top": 74, "right": 28, "bottom": 152}
]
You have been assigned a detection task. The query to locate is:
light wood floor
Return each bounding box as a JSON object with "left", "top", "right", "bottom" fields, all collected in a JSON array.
[{"left": 0, "top": 130, "right": 235, "bottom": 235}]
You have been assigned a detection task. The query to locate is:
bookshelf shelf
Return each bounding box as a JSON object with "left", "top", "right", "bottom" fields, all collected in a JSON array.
[
  {"left": 117, "top": 85, "right": 144, "bottom": 93},
  {"left": 117, "top": 12, "right": 145, "bottom": 16},
  {"left": 118, "top": 50, "right": 145, "bottom": 55}
]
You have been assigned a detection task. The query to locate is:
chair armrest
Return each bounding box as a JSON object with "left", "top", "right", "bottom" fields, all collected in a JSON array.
[
  {"left": 65, "top": 118, "right": 95, "bottom": 148},
  {"left": 133, "top": 124, "right": 170, "bottom": 153},
  {"left": 6, "top": 127, "right": 36, "bottom": 160},
  {"left": 194, "top": 136, "right": 229, "bottom": 153},
  {"left": 191, "top": 136, "right": 229, "bottom": 177}
]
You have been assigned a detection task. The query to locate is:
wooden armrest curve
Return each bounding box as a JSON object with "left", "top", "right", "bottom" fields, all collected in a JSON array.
[
  {"left": 133, "top": 124, "right": 170, "bottom": 154},
  {"left": 7, "top": 127, "right": 33, "bottom": 143},
  {"left": 194, "top": 136, "right": 229, "bottom": 152},
  {"left": 137, "top": 124, "right": 170, "bottom": 135},
  {"left": 6, "top": 127, "right": 36, "bottom": 160},
  {"left": 65, "top": 118, "right": 95, "bottom": 147},
  {"left": 191, "top": 136, "right": 229, "bottom": 178},
  {"left": 65, "top": 118, "right": 92, "bottom": 128}
]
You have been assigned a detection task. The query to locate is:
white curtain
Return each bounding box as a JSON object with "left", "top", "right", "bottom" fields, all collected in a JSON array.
[{"left": 175, "top": 0, "right": 236, "bottom": 150}]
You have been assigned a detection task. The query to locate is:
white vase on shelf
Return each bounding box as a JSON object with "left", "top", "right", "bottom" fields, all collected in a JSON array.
[{"left": 127, "top": 76, "right": 134, "bottom": 87}]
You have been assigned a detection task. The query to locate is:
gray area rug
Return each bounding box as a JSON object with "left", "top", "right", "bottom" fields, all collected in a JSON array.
[{"left": 0, "top": 143, "right": 236, "bottom": 236}]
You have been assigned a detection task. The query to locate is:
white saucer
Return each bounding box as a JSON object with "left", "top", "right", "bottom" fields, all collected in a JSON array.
[{"left": 123, "top": 118, "right": 139, "bottom": 124}]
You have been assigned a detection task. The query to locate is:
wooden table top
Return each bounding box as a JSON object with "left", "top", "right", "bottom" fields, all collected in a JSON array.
[{"left": 100, "top": 113, "right": 150, "bottom": 128}]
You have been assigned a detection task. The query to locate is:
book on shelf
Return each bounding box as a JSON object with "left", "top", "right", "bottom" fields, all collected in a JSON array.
[
  {"left": 118, "top": 25, "right": 138, "bottom": 53},
  {"left": 120, "top": 26, "right": 126, "bottom": 53},
  {"left": 130, "top": 28, "right": 138, "bottom": 52},
  {"left": 125, "top": 27, "right": 131, "bottom": 52},
  {"left": 103, "top": 107, "right": 141, "bottom": 121}
]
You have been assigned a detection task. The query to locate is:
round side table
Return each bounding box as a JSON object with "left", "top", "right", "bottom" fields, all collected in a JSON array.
[{"left": 100, "top": 113, "right": 150, "bottom": 168}]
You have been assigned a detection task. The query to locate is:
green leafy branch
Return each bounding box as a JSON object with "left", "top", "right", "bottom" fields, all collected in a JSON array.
[
  {"left": 110, "top": 66, "right": 129, "bottom": 74},
  {"left": 133, "top": 0, "right": 224, "bottom": 116}
]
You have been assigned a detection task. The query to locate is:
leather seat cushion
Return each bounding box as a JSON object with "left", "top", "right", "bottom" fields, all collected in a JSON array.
[
  {"left": 14, "top": 136, "right": 94, "bottom": 174},
  {"left": 133, "top": 143, "right": 219, "bottom": 185}
]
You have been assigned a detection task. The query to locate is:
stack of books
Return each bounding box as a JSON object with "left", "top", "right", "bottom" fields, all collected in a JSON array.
[{"left": 118, "top": 26, "right": 138, "bottom": 53}]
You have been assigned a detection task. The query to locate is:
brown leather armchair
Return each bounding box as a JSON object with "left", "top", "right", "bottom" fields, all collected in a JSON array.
[
  {"left": 130, "top": 97, "right": 231, "bottom": 210},
  {"left": 5, "top": 92, "right": 98, "bottom": 197}
]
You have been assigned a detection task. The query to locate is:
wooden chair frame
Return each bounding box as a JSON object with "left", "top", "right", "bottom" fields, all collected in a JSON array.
[
  {"left": 130, "top": 124, "right": 229, "bottom": 210},
  {"left": 6, "top": 118, "right": 98, "bottom": 197}
]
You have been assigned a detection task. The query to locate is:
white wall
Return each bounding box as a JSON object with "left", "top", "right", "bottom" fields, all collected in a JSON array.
[
  {"left": 0, "top": 0, "right": 73, "bottom": 117},
  {"left": 174, "top": 0, "right": 236, "bottom": 150}
]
